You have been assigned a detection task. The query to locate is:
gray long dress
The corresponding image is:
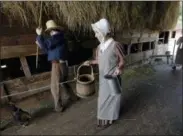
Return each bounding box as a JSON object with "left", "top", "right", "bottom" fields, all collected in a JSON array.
[
  {"left": 175, "top": 36, "right": 183, "bottom": 65},
  {"left": 97, "top": 41, "right": 124, "bottom": 121}
]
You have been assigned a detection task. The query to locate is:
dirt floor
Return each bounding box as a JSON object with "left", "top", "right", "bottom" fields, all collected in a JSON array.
[{"left": 1, "top": 63, "right": 182, "bottom": 135}]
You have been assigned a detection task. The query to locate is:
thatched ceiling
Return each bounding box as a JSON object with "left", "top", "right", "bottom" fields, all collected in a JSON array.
[{"left": 0, "top": 1, "right": 180, "bottom": 33}]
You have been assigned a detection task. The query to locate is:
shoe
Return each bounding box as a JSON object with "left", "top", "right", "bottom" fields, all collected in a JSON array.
[
  {"left": 55, "top": 106, "right": 64, "bottom": 112},
  {"left": 96, "top": 124, "right": 111, "bottom": 130},
  {"left": 172, "top": 66, "right": 176, "bottom": 70}
]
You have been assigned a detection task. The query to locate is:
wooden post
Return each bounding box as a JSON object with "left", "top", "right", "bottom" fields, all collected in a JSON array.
[
  {"left": 139, "top": 43, "right": 143, "bottom": 52},
  {"left": 141, "top": 42, "right": 146, "bottom": 64},
  {"left": 163, "top": 32, "right": 165, "bottom": 44},
  {"left": 127, "top": 44, "right": 132, "bottom": 55},
  {"left": 19, "top": 57, "right": 32, "bottom": 78},
  {"left": 149, "top": 42, "right": 151, "bottom": 50}
]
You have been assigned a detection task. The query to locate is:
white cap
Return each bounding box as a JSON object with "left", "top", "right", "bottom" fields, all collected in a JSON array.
[{"left": 91, "top": 18, "right": 111, "bottom": 36}]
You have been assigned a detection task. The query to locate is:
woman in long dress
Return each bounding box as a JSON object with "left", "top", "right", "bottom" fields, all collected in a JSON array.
[
  {"left": 172, "top": 33, "right": 183, "bottom": 70},
  {"left": 84, "top": 18, "right": 125, "bottom": 129}
]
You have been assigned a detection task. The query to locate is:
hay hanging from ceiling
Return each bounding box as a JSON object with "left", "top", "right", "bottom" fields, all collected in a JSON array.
[{"left": 0, "top": 1, "right": 180, "bottom": 32}]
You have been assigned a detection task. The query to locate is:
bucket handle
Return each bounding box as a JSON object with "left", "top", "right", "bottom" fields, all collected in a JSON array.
[{"left": 76, "top": 64, "right": 94, "bottom": 79}]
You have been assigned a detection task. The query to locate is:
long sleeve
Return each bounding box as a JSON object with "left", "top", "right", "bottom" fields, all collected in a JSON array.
[
  {"left": 36, "top": 35, "right": 49, "bottom": 53},
  {"left": 176, "top": 36, "right": 183, "bottom": 49},
  {"left": 115, "top": 42, "right": 125, "bottom": 71},
  {"left": 177, "top": 36, "right": 183, "bottom": 45}
]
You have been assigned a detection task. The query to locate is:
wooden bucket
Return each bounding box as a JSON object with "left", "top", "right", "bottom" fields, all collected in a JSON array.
[{"left": 76, "top": 64, "right": 95, "bottom": 98}]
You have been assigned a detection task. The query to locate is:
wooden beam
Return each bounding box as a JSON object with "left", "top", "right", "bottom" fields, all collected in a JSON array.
[
  {"left": 19, "top": 57, "right": 32, "bottom": 78},
  {"left": 1, "top": 72, "right": 51, "bottom": 101},
  {"left": 0, "top": 44, "right": 43, "bottom": 59},
  {"left": 151, "top": 55, "right": 172, "bottom": 58},
  {"left": 0, "top": 84, "right": 9, "bottom": 104}
]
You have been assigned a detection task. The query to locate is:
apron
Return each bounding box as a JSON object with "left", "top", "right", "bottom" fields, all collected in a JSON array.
[{"left": 97, "top": 41, "right": 122, "bottom": 121}]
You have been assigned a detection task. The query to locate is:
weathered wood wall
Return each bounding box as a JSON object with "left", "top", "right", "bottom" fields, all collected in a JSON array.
[{"left": 1, "top": 45, "right": 43, "bottom": 59}]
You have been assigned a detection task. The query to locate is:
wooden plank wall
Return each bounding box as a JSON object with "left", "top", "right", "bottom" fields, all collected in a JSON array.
[
  {"left": 0, "top": 34, "right": 43, "bottom": 59},
  {"left": 0, "top": 45, "right": 43, "bottom": 59}
]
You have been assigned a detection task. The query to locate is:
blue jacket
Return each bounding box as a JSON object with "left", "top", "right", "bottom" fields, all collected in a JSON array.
[{"left": 36, "top": 32, "right": 67, "bottom": 61}]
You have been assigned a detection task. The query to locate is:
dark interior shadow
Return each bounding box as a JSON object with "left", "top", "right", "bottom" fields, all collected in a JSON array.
[{"left": 30, "top": 106, "right": 54, "bottom": 120}]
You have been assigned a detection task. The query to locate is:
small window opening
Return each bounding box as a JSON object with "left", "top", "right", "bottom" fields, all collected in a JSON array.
[
  {"left": 142, "top": 42, "right": 150, "bottom": 51},
  {"left": 171, "top": 31, "right": 176, "bottom": 38},
  {"left": 130, "top": 43, "right": 139, "bottom": 53}
]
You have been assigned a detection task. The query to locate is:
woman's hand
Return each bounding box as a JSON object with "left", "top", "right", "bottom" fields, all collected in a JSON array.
[
  {"left": 83, "top": 60, "right": 91, "bottom": 66},
  {"left": 113, "top": 68, "right": 122, "bottom": 76}
]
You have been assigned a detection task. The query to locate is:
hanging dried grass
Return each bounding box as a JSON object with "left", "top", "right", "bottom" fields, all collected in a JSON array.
[
  {"left": 1, "top": 2, "right": 29, "bottom": 26},
  {"left": 1, "top": 1, "right": 42, "bottom": 27},
  {"left": 0, "top": 1, "right": 180, "bottom": 32}
]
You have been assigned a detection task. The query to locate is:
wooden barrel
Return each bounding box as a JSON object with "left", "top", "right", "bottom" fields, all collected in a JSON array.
[{"left": 76, "top": 64, "right": 95, "bottom": 98}]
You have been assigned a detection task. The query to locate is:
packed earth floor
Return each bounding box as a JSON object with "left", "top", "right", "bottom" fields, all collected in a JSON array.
[{"left": 1, "top": 63, "right": 182, "bottom": 135}]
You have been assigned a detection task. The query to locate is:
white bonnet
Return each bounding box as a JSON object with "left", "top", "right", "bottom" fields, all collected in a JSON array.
[{"left": 91, "top": 18, "right": 111, "bottom": 36}]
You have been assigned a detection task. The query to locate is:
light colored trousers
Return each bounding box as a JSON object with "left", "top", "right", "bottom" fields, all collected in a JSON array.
[
  {"left": 51, "top": 62, "right": 62, "bottom": 111},
  {"left": 50, "top": 61, "right": 76, "bottom": 111}
]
